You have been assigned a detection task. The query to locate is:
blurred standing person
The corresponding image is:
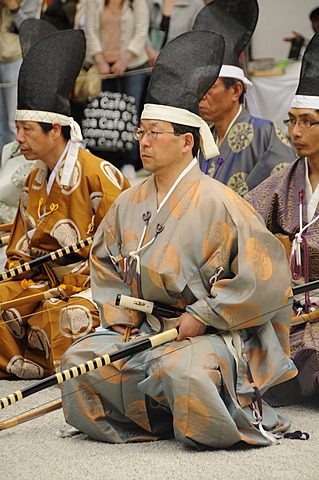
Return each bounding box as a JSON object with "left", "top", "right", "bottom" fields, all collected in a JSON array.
[
  {"left": 0, "top": 0, "right": 39, "bottom": 158},
  {"left": 146, "top": 0, "right": 204, "bottom": 67},
  {"left": 85, "top": 0, "right": 149, "bottom": 175},
  {"left": 85, "top": 0, "right": 149, "bottom": 127},
  {"left": 73, "top": 0, "right": 85, "bottom": 29}
]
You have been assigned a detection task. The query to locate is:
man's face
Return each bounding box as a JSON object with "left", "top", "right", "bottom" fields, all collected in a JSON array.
[
  {"left": 138, "top": 119, "right": 184, "bottom": 175},
  {"left": 311, "top": 20, "right": 319, "bottom": 33},
  {"left": 15, "top": 120, "right": 55, "bottom": 162},
  {"left": 199, "top": 77, "right": 236, "bottom": 123},
  {"left": 288, "top": 108, "right": 319, "bottom": 160}
]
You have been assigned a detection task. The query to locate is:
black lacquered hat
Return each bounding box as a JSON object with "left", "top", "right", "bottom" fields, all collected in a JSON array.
[
  {"left": 16, "top": 28, "right": 86, "bottom": 186},
  {"left": 19, "top": 18, "right": 57, "bottom": 57},
  {"left": 291, "top": 31, "right": 319, "bottom": 109},
  {"left": 142, "top": 30, "right": 225, "bottom": 159},
  {"left": 193, "top": 0, "right": 259, "bottom": 85}
]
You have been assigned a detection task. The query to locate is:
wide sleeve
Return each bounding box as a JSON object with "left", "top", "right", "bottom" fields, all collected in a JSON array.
[
  {"left": 186, "top": 193, "right": 292, "bottom": 332},
  {"left": 90, "top": 204, "right": 144, "bottom": 329}
]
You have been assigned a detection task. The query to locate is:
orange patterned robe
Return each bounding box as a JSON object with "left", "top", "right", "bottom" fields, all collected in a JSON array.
[
  {"left": 0, "top": 147, "right": 130, "bottom": 378},
  {"left": 61, "top": 162, "right": 297, "bottom": 448}
]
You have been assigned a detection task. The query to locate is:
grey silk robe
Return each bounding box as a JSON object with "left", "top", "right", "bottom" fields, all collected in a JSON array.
[{"left": 61, "top": 162, "right": 297, "bottom": 448}]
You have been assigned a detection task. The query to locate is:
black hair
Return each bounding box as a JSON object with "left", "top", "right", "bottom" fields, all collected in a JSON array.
[
  {"left": 310, "top": 7, "right": 319, "bottom": 22},
  {"left": 39, "top": 122, "right": 71, "bottom": 141},
  {"left": 171, "top": 122, "right": 200, "bottom": 158},
  {"left": 220, "top": 77, "right": 245, "bottom": 104}
]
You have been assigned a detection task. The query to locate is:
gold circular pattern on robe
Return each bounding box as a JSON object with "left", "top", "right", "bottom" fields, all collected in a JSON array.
[
  {"left": 28, "top": 326, "right": 50, "bottom": 358},
  {"left": 241, "top": 347, "right": 274, "bottom": 387},
  {"left": 212, "top": 278, "right": 230, "bottom": 292},
  {"left": 270, "top": 162, "right": 291, "bottom": 176},
  {"left": 174, "top": 395, "right": 210, "bottom": 437},
  {"left": 103, "top": 203, "right": 117, "bottom": 245},
  {"left": 148, "top": 243, "right": 181, "bottom": 288},
  {"left": 59, "top": 305, "right": 93, "bottom": 338},
  {"left": 15, "top": 234, "right": 30, "bottom": 256},
  {"left": 6, "top": 356, "right": 44, "bottom": 379},
  {"left": 126, "top": 400, "right": 152, "bottom": 432},
  {"left": 31, "top": 167, "right": 46, "bottom": 190},
  {"left": 98, "top": 354, "right": 132, "bottom": 384},
  {"left": 149, "top": 346, "right": 181, "bottom": 379},
  {"left": 274, "top": 123, "right": 292, "bottom": 147},
  {"left": 246, "top": 237, "right": 272, "bottom": 281},
  {"left": 225, "top": 188, "right": 257, "bottom": 218},
  {"left": 3, "top": 308, "right": 25, "bottom": 339},
  {"left": 103, "top": 302, "right": 133, "bottom": 326},
  {"left": 222, "top": 302, "right": 262, "bottom": 328},
  {"left": 227, "top": 122, "right": 254, "bottom": 153},
  {"left": 122, "top": 229, "right": 139, "bottom": 256},
  {"left": 170, "top": 181, "right": 200, "bottom": 219},
  {"left": 75, "top": 381, "right": 110, "bottom": 422},
  {"left": 100, "top": 160, "right": 125, "bottom": 190},
  {"left": 203, "top": 353, "right": 222, "bottom": 386},
  {"left": 90, "top": 192, "right": 103, "bottom": 213},
  {"left": 202, "top": 222, "right": 233, "bottom": 267},
  {"left": 130, "top": 177, "right": 155, "bottom": 204},
  {"left": 272, "top": 321, "right": 290, "bottom": 357},
  {"left": 281, "top": 286, "right": 292, "bottom": 308},
  {"left": 217, "top": 355, "right": 233, "bottom": 392},
  {"left": 227, "top": 172, "right": 249, "bottom": 196},
  {"left": 51, "top": 220, "right": 80, "bottom": 247},
  {"left": 56, "top": 159, "right": 82, "bottom": 195}
]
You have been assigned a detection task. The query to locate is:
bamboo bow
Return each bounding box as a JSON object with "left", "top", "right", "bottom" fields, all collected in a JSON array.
[{"left": 0, "top": 236, "right": 94, "bottom": 282}]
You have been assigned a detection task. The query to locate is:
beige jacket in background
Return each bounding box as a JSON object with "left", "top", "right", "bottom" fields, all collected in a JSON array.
[{"left": 85, "top": 0, "right": 149, "bottom": 69}]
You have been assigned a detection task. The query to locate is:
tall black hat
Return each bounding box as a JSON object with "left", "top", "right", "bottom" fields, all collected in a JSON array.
[
  {"left": 16, "top": 28, "right": 86, "bottom": 186},
  {"left": 291, "top": 31, "right": 319, "bottom": 109},
  {"left": 193, "top": 0, "right": 259, "bottom": 85},
  {"left": 142, "top": 30, "right": 225, "bottom": 158},
  {"left": 19, "top": 18, "right": 57, "bottom": 57}
]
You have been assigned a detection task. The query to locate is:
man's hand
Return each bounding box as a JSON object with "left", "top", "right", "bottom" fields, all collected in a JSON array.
[
  {"left": 174, "top": 312, "right": 206, "bottom": 341},
  {"left": 111, "top": 325, "right": 139, "bottom": 335}
]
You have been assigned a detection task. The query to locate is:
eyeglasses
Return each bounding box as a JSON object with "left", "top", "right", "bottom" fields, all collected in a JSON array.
[
  {"left": 133, "top": 128, "right": 180, "bottom": 141},
  {"left": 283, "top": 118, "right": 319, "bottom": 129}
]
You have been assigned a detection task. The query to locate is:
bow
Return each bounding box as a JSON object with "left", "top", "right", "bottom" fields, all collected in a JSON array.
[
  {"left": 0, "top": 284, "right": 87, "bottom": 313},
  {"left": 0, "top": 236, "right": 94, "bottom": 282},
  {"left": 0, "top": 328, "right": 178, "bottom": 410},
  {"left": 1, "top": 279, "right": 318, "bottom": 418}
]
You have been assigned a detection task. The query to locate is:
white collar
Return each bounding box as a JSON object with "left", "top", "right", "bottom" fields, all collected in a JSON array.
[
  {"left": 216, "top": 105, "right": 242, "bottom": 145},
  {"left": 157, "top": 158, "right": 197, "bottom": 212},
  {"left": 47, "top": 141, "right": 70, "bottom": 194}
]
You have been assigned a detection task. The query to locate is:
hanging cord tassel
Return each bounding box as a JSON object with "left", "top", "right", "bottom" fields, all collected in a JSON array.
[
  {"left": 123, "top": 211, "right": 164, "bottom": 299},
  {"left": 244, "top": 353, "right": 309, "bottom": 443},
  {"left": 290, "top": 190, "right": 319, "bottom": 312}
]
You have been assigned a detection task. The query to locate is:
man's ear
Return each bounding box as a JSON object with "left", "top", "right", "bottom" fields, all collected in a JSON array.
[
  {"left": 232, "top": 81, "right": 244, "bottom": 101},
  {"left": 52, "top": 123, "right": 62, "bottom": 139},
  {"left": 182, "top": 132, "right": 194, "bottom": 154}
]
